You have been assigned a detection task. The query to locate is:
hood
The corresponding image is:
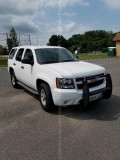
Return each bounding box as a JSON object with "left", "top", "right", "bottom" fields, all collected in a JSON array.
[{"left": 46, "top": 61, "right": 105, "bottom": 78}]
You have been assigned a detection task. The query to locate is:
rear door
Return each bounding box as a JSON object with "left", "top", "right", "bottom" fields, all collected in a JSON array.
[
  {"left": 8, "top": 48, "right": 17, "bottom": 70},
  {"left": 14, "top": 48, "right": 25, "bottom": 82}
]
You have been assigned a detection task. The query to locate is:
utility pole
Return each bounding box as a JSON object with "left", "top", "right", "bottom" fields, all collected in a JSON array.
[
  {"left": 37, "top": 36, "right": 39, "bottom": 46},
  {"left": 19, "top": 34, "right": 21, "bottom": 46},
  {"left": 6, "top": 33, "right": 9, "bottom": 47},
  {"left": 29, "top": 35, "right": 31, "bottom": 45}
]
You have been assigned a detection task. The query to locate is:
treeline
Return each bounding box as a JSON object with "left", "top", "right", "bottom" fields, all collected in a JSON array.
[
  {"left": 0, "top": 29, "right": 117, "bottom": 54},
  {"left": 48, "top": 30, "right": 116, "bottom": 53},
  {"left": 0, "top": 28, "right": 19, "bottom": 54}
]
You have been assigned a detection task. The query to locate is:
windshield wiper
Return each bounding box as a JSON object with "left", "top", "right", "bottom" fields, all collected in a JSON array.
[
  {"left": 41, "top": 60, "right": 59, "bottom": 64},
  {"left": 41, "top": 59, "right": 79, "bottom": 64},
  {"left": 61, "top": 60, "right": 79, "bottom": 62}
]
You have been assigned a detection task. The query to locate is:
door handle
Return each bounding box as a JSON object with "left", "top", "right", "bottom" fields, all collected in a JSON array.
[
  {"left": 13, "top": 63, "right": 16, "bottom": 66},
  {"left": 21, "top": 66, "right": 24, "bottom": 69}
]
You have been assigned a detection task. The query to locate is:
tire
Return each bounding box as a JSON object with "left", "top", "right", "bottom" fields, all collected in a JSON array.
[
  {"left": 11, "top": 71, "right": 19, "bottom": 88},
  {"left": 39, "top": 83, "right": 55, "bottom": 112}
]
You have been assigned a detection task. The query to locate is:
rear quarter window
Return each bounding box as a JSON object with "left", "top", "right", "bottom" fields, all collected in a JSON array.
[{"left": 9, "top": 49, "right": 17, "bottom": 59}]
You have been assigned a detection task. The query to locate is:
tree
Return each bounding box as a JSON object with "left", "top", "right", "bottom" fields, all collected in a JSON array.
[
  {"left": 0, "top": 44, "right": 4, "bottom": 53},
  {"left": 7, "top": 27, "right": 19, "bottom": 52},
  {"left": 67, "top": 30, "right": 115, "bottom": 53},
  {"left": 48, "top": 30, "right": 115, "bottom": 53},
  {"left": 48, "top": 35, "right": 59, "bottom": 46},
  {"left": 57, "top": 35, "right": 68, "bottom": 48},
  {"left": 0, "top": 45, "right": 8, "bottom": 55},
  {"left": 48, "top": 35, "right": 68, "bottom": 48}
]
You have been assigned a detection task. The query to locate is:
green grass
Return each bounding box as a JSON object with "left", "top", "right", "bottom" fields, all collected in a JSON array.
[
  {"left": 0, "top": 55, "right": 8, "bottom": 68},
  {"left": 78, "top": 53, "right": 108, "bottom": 60}
]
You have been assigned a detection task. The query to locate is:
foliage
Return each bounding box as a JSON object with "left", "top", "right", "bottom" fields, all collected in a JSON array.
[
  {"left": 67, "top": 30, "right": 116, "bottom": 53},
  {"left": 7, "top": 27, "right": 19, "bottom": 52},
  {"left": 0, "top": 55, "right": 8, "bottom": 67},
  {"left": 0, "top": 44, "right": 3, "bottom": 50},
  {"left": 48, "top": 35, "right": 68, "bottom": 48},
  {"left": 0, "top": 44, "right": 4, "bottom": 53},
  {"left": 0, "top": 45, "right": 8, "bottom": 55},
  {"left": 48, "top": 30, "right": 116, "bottom": 53}
]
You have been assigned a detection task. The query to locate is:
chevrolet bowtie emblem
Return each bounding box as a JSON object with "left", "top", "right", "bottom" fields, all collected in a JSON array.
[{"left": 91, "top": 78, "right": 97, "bottom": 83}]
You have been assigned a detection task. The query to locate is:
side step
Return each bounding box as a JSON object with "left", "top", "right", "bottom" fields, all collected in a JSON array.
[{"left": 17, "top": 81, "right": 38, "bottom": 94}]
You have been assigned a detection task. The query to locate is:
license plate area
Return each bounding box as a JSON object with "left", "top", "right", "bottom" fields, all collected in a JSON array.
[{"left": 89, "top": 93, "right": 102, "bottom": 102}]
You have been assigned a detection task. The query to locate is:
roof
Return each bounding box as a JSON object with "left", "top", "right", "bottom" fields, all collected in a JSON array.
[
  {"left": 113, "top": 33, "right": 120, "bottom": 41},
  {"left": 13, "top": 45, "right": 63, "bottom": 49}
]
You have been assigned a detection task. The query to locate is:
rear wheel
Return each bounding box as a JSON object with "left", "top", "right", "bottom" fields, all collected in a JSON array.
[
  {"left": 39, "top": 83, "right": 55, "bottom": 112},
  {"left": 10, "top": 71, "right": 19, "bottom": 88}
]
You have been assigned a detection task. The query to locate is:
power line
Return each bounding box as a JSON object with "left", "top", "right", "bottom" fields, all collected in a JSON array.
[{"left": 0, "top": 33, "right": 31, "bottom": 46}]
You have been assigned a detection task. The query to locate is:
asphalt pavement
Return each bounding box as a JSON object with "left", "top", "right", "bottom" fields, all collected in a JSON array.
[{"left": 0, "top": 57, "right": 120, "bottom": 160}]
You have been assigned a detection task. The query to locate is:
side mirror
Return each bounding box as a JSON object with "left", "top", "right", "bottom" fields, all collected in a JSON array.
[{"left": 22, "top": 58, "right": 34, "bottom": 65}]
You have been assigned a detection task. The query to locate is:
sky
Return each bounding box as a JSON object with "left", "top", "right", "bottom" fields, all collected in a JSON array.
[{"left": 0, "top": 0, "right": 120, "bottom": 46}]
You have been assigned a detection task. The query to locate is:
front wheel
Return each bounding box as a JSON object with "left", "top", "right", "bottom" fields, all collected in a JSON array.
[
  {"left": 11, "top": 71, "right": 19, "bottom": 88},
  {"left": 39, "top": 83, "right": 55, "bottom": 112}
]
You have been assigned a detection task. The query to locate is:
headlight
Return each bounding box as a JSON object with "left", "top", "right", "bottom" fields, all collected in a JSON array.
[{"left": 56, "top": 78, "right": 75, "bottom": 89}]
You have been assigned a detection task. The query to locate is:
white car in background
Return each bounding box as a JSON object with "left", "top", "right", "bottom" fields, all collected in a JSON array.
[{"left": 8, "top": 46, "right": 112, "bottom": 112}]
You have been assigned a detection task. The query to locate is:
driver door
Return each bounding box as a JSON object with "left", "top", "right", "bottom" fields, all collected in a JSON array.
[{"left": 21, "top": 48, "right": 36, "bottom": 90}]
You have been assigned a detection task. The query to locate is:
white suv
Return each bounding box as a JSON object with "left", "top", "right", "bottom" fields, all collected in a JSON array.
[{"left": 8, "top": 46, "right": 112, "bottom": 111}]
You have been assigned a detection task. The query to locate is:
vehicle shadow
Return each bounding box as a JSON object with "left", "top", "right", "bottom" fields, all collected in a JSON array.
[
  {"left": 24, "top": 89, "right": 39, "bottom": 100},
  {"left": 23, "top": 89, "right": 120, "bottom": 122},
  {"left": 60, "top": 95, "right": 120, "bottom": 121}
]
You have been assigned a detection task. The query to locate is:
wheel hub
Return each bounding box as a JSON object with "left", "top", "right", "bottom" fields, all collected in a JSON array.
[
  {"left": 12, "top": 74, "right": 15, "bottom": 85},
  {"left": 41, "top": 89, "right": 46, "bottom": 106}
]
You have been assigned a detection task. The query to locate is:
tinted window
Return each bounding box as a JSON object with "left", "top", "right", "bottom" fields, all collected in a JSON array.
[
  {"left": 35, "top": 48, "right": 76, "bottom": 64},
  {"left": 24, "top": 49, "right": 33, "bottom": 60},
  {"left": 16, "top": 48, "right": 24, "bottom": 62},
  {"left": 9, "top": 49, "right": 17, "bottom": 59}
]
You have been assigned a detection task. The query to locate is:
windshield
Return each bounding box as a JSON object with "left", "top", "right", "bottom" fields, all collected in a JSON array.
[{"left": 35, "top": 48, "right": 77, "bottom": 64}]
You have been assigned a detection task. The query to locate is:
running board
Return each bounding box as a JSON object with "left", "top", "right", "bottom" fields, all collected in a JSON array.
[{"left": 17, "top": 81, "right": 38, "bottom": 94}]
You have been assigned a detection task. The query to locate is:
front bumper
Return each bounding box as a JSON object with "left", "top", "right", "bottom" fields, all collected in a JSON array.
[
  {"left": 52, "top": 73, "right": 112, "bottom": 107},
  {"left": 52, "top": 89, "right": 82, "bottom": 106}
]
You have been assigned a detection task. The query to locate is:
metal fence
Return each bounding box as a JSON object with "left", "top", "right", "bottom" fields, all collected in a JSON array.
[{"left": 0, "top": 33, "right": 31, "bottom": 47}]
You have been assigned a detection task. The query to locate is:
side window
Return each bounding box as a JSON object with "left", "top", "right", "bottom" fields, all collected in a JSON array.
[
  {"left": 24, "top": 49, "right": 33, "bottom": 60},
  {"left": 9, "top": 49, "right": 17, "bottom": 59},
  {"left": 16, "top": 48, "right": 24, "bottom": 62}
]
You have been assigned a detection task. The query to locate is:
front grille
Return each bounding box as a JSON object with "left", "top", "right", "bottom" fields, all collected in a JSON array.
[
  {"left": 77, "top": 79, "right": 104, "bottom": 89},
  {"left": 76, "top": 74, "right": 105, "bottom": 90}
]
